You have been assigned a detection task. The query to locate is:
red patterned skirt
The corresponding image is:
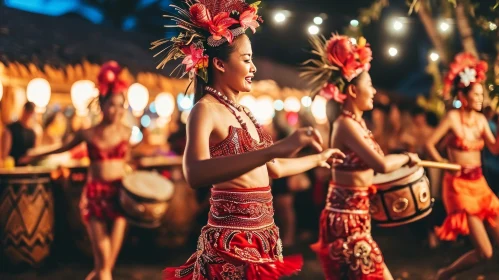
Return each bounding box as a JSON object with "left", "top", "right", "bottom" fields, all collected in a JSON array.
[
  {"left": 311, "top": 183, "right": 384, "bottom": 280},
  {"left": 164, "top": 186, "right": 303, "bottom": 280},
  {"left": 81, "top": 179, "right": 123, "bottom": 222}
]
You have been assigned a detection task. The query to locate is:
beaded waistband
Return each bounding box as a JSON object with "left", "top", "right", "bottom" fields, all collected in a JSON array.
[
  {"left": 325, "top": 183, "right": 371, "bottom": 213},
  {"left": 208, "top": 187, "right": 275, "bottom": 229}
]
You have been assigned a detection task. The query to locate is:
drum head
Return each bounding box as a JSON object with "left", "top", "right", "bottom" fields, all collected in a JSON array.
[
  {"left": 372, "top": 165, "right": 421, "bottom": 185},
  {"left": 122, "top": 171, "right": 174, "bottom": 202}
]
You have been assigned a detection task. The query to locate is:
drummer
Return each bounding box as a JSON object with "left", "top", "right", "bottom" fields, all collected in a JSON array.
[
  {"left": 301, "top": 34, "right": 420, "bottom": 279},
  {"left": 425, "top": 53, "right": 499, "bottom": 280},
  {"left": 20, "top": 61, "right": 131, "bottom": 280}
]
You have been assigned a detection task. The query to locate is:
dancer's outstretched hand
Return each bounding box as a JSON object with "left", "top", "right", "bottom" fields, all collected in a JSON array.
[{"left": 317, "top": 148, "right": 346, "bottom": 169}]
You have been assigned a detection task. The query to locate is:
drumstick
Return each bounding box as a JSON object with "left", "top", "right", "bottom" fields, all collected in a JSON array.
[{"left": 418, "top": 160, "right": 461, "bottom": 171}]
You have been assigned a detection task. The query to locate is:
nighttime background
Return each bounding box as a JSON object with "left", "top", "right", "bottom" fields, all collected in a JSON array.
[
  {"left": 3, "top": 1, "right": 499, "bottom": 280},
  {"left": 4, "top": 0, "right": 493, "bottom": 98}
]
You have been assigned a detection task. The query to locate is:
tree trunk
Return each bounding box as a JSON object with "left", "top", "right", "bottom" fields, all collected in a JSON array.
[
  {"left": 455, "top": 2, "right": 478, "bottom": 56},
  {"left": 417, "top": 3, "right": 449, "bottom": 64}
]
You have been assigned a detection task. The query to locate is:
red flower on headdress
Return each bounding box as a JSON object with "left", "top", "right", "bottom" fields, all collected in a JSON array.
[
  {"left": 443, "top": 52, "right": 488, "bottom": 99},
  {"left": 320, "top": 83, "right": 347, "bottom": 103},
  {"left": 181, "top": 44, "right": 209, "bottom": 73},
  {"left": 190, "top": 4, "right": 238, "bottom": 43},
  {"left": 325, "top": 35, "right": 372, "bottom": 82},
  {"left": 239, "top": 6, "right": 260, "bottom": 33},
  {"left": 97, "top": 61, "right": 128, "bottom": 96},
  {"left": 208, "top": 12, "right": 239, "bottom": 43}
]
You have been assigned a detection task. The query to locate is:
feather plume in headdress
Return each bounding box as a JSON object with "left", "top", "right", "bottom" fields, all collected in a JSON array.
[
  {"left": 301, "top": 34, "right": 372, "bottom": 103},
  {"left": 151, "top": 0, "right": 263, "bottom": 84}
]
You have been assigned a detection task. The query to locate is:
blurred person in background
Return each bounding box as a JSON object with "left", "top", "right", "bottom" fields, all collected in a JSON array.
[
  {"left": 21, "top": 61, "right": 131, "bottom": 280},
  {"left": 1, "top": 101, "right": 37, "bottom": 165},
  {"left": 41, "top": 110, "right": 67, "bottom": 146},
  {"left": 482, "top": 105, "right": 499, "bottom": 195},
  {"left": 426, "top": 53, "right": 499, "bottom": 280}
]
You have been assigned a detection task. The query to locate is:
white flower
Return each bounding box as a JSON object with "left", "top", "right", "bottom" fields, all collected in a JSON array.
[{"left": 459, "top": 67, "right": 477, "bottom": 87}]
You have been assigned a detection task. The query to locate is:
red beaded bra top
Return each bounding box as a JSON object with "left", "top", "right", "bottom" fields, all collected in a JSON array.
[
  {"left": 87, "top": 140, "right": 128, "bottom": 161},
  {"left": 447, "top": 111, "right": 484, "bottom": 151},
  {"left": 205, "top": 87, "right": 273, "bottom": 158},
  {"left": 334, "top": 110, "right": 384, "bottom": 171}
]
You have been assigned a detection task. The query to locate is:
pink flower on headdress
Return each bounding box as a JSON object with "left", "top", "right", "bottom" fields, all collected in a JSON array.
[
  {"left": 189, "top": 4, "right": 238, "bottom": 43},
  {"left": 181, "top": 44, "right": 209, "bottom": 73},
  {"left": 97, "top": 61, "right": 128, "bottom": 96},
  {"left": 208, "top": 12, "right": 239, "bottom": 43},
  {"left": 239, "top": 7, "right": 260, "bottom": 33},
  {"left": 320, "top": 83, "right": 347, "bottom": 103}
]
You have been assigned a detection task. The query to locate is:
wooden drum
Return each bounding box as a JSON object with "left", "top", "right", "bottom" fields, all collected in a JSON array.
[
  {"left": 0, "top": 167, "right": 55, "bottom": 267},
  {"left": 120, "top": 170, "right": 174, "bottom": 228},
  {"left": 136, "top": 156, "right": 199, "bottom": 248},
  {"left": 370, "top": 165, "right": 434, "bottom": 227}
]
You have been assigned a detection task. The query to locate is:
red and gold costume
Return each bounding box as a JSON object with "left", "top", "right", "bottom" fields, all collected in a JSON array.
[
  {"left": 302, "top": 35, "right": 387, "bottom": 279},
  {"left": 154, "top": 1, "right": 302, "bottom": 278},
  {"left": 80, "top": 62, "right": 129, "bottom": 222},
  {"left": 164, "top": 88, "right": 302, "bottom": 279},
  {"left": 312, "top": 113, "right": 386, "bottom": 280}
]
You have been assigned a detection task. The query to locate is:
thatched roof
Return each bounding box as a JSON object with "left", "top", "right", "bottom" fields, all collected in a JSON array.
[
  {"left": 0, "top": 7, "right": 170, "bottom": 75},
  {"left": 0, "top": 6, "right": 307, "bottom": 91}
]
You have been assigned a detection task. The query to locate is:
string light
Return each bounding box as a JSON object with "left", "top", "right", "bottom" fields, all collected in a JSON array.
[
  {"left": 388, "top": 47, "right": 398, "bottom": 57},
  {"left": 274, "top": 11, "right": 287, "bottom": 23},
  {"left": 274, "top": 100, "right": 284, "bottom": 111},
  {"left": 308, "top": 24, "right": 319, "bottom": 35},
  {"left": 429, "top": 52, "right": 439, "bottom": 62},
  {"left": 313, "top": 16, "right": 323, "bottom": 25},
  {"left": 489, "top": 22, "right": 497, "bottom": 31},
  {"left": 438, "top": 20, "right": 451, "bottom": 33},
  {"left": 392, "top": 19, "right": 403, "bottom": 31},
  {"left": 350, "top": 19, "right": 359, "bottom": 27}
]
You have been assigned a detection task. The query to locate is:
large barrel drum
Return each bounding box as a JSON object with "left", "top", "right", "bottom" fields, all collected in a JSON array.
[{"left": 0, "top": 167, "right": 55, "bottom": 267}]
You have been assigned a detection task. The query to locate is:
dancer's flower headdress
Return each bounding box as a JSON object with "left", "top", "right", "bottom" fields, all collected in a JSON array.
[
  {"left": 300, "top": 34, "right": 372, "bottom": 103},
  {"left": 97, "top": 61, "right": 128, "bottom": 96},
  {"left": 150, "top": 0, "right": 263, "bottom": 83},
  {"left": 443, "top": 52, "right": 488, "bottom": 100}
]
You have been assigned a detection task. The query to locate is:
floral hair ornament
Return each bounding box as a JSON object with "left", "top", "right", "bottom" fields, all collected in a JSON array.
[
  {"left": 300, "top": 34, "right": 372, "bottom": 103},
  {"left": 443, "top": 52, "right": 488, "bottom": 100},
  {"left": 97, "top": 60, "right": 128, "bottom": 96},
  {"left": 150, "top": 0, "right": 263, "bottom": 87}
]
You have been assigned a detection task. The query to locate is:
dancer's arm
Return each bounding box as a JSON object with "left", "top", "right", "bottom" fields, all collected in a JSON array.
[
  {"left": 337, "top": 118, "right": 418, "bottom": 173},
  {"left": 481, "top": 115, "right": 499, "bottom": 154},
  {"left": 183, "top": 103, "right": 324, "bottom": 189},
  {"left": 266, "top": 149, "right": 345, "bottom": 179},
  {"left": 425, "top": 112, "right": 452, "bottom": 163},
  {"left": 18, "top": 130, "right": 85, "bottom": 164}
]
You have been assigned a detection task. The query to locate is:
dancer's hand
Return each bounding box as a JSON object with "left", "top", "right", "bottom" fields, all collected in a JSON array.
[
  {"left": 317, "top": 148, "right": 345, "bottom": 169},
  {"left": 406, "top": 152, "right": 421, "bottom": 167},
  {"left": 274, "top": 126, "right": 324, "bottom": 158}
]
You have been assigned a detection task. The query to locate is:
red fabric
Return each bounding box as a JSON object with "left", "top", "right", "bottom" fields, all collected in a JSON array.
[
  {"left": 311, "top": 183, "right": 384, "bottom": 280},
  {"left": 209, "top": 126, "right": 273, "bottom": 158},
  {"left": 435, "top": 167, "right": 499, "bottom": 241},
  {"left": 87, "top": 140, "right": 128, "bottom": 161},
  {"left": 163, "top": 186, "right": 303, "bottom": 280},
  {"left": 447, "top": 133, "right": 484, "bottom": 151},
  {"left": 81, "top": 179, "right": 123, "bottom": 222}
]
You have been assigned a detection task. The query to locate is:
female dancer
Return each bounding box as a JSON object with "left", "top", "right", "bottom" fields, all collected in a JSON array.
[
  {"left": 151, "top": 1, "right": 345, "bottom": 279},
  {"left": 20, "top": 61, "right": 131, "bottom": 280},
  {"left": 425, "top": 53, "right": 499, "bottom": 280},
  {"left": 301, "top": 34, "right": 420, "bottom": 279}
]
